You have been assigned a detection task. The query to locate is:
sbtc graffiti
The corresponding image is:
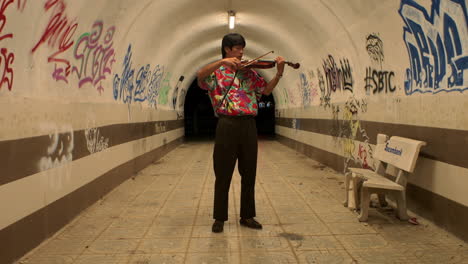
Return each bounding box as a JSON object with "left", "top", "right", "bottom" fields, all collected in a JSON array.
[
  {"left": 364, "top": 67, "right": 396, "bottom": 94},
  {"left": 72, "top": 21, "right": 116, "bottom": 93},
  {"left": 113, "top": 44, "right": 165, "bottom": 108},
  {"left": 0, "top": 0, "right": 27, "bottom": 91},
  {"left": 399, "top": 0, "right": 468, "bottom": 94},
  {"left": 323, "top": 55, "right": 354, "bottom": 94},
  {"left": 32, "top": 0, "right": 78, "bottom": 83}
]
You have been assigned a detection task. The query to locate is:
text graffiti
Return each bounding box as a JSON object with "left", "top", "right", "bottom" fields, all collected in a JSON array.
[
  {"left": 323, "top": 55, "right": 354, "bottom": 94},
  {"left": 72, "top": 21, "right": 116, "bottom": 93},
  {"left": 113, "top": 44, "right": 165, "bottom": 108},
  {"left": 31, "top": 0, "right": 78, "bottom": 83},
  {"left": 0, "top": 0, "right": 26, "bottom": 91},
  {"left": 364, "top": 67, "right": 396, "bottom": 94},
  {"left": 399, "top": 0, "right": 468, "bottom": 94},
  {"left": 299, "top": 71, "right": 318, "bottom": 107},
  {"left": 84, "top": 127, "right": 109, "bottom": 154}
]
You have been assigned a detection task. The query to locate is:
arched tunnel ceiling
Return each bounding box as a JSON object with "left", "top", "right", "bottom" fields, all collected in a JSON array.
[{"left": 106, "top": 0, "right": 396, "bottom": 109}]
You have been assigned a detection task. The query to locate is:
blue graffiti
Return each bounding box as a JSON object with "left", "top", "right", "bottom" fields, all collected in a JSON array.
[
  {"left": 300, "top": 73, "right": 311, "bottom": 106},
  {"left": 113, "top": 45, "right": 134, "bottom": 103},
  {"left": 399, "top": 0, "right": 468, "bottom": 95},
  {"left": 113, "top": 44, "right": 164, "bottom": 107}
]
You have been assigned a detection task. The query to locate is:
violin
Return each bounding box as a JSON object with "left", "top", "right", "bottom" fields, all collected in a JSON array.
[
  {"left": 239, "top": 50, "right": 300, "bottom": 70},
  {"left": 241, "top": 59, "right": 300, "bottom": 69}
]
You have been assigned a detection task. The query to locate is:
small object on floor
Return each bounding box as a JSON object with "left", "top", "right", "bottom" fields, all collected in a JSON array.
[
  {"left": 408, "top": 217, "right": 419, "bottom": 225},
  {"left": 212, "top": 220, "right": 224, "bottom": 233},
  {"left": 240, "top": 218, "right": 263, "bottom": 229}
]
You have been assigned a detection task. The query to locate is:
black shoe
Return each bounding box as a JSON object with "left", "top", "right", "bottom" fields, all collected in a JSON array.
[
  {"left": 240, "top": 218, "right": 262, "bottom": 229},
  {"left": 212, "top": 220, "right": 224, "bottom": 233}
]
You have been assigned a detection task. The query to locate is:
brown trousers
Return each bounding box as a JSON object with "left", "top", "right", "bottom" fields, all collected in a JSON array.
[{"left": 213, "top": 115, "right": 258, "bottom": 221}]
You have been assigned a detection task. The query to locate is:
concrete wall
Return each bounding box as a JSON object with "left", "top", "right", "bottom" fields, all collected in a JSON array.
[
  {"left": 274, "top": 0, "right": 468, "bottom": 243},
  {"left": 0, "top": 0, "right": 466, "bottom": 262}
]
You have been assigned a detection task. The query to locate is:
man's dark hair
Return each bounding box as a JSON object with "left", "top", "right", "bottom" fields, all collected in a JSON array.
[{"left": 221, "top": 33, "right": 246, "bottom": 58}]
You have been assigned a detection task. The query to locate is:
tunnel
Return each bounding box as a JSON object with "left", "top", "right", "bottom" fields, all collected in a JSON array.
[{"left": 1, "top": 0, "right": 468, "bottom": 263}]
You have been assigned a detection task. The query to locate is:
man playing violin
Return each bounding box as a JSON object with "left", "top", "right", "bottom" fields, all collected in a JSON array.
[{"left": 197, "top": 33, "right": 285, "bottom": 233}]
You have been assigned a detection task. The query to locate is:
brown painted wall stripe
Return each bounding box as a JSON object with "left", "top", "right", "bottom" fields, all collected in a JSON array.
[
  {"left": 0, "top": 120, "right": 183, "bottom": 187},
  {"left": 0, "top": 137, "right": 183, "bottom": 264},
  {"left": 276, "top": 117, "right": 468, "bottom": 169},
  {"left": 276, "top": 134, "right": 468, "bottom": 243}
]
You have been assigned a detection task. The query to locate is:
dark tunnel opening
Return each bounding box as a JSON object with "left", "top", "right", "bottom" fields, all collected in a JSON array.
[{"left": 184, "top": 78, "right": 276, "bottom": 140}]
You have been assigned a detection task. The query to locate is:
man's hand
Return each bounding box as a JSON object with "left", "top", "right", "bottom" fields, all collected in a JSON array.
[
  {"left": 275, "top": 56, "right": 285, "bottom": 76},
  {"left": 222, "top": 57, "right": 241, "bottom": 71}
]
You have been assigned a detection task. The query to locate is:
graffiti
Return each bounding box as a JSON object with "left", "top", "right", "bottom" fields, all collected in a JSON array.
[
  {"left": 364, "top": 67, "right": 396, "bottom": 94},
  {"left": 358, "top": 144, "right": 371, "bottom": 169},
  {"left": 155, "top": 122, "right": 166, "bottom": 134},
  {"left": 340, "top": 96, "right": 373, "bottom": 172},
  {"left": 330, "top": 104, "right": 340, "bottom": 137},
  {"left": 84, "top": 127, "right": 108, "bottom": 154},
  {"left": 299, "top": 71, "right": 319, "bottom": 107},
  {"left": 172, "top": 75, "right": 184, "bottom": 109},
  {"left": 147, "top": 65, "right": 164, "bottom": 108},
  {"left": 38, "top": 125, "right": 74, "bottom": 171},
  {"left": 113, "top": 45, "right": 134, "bottom": 103},
  {"left": 32, "top": 0, "right": 78, "bottom": 83},
  {"left": 72, "top": 21, "right": 116, "bottom": 93},
  {"left": 178, "top": 89, "right": 186, "bottom": 109},
  {"left": 176, "top": 111, "right": 184, "bottom": 120},
  {"left": 323, "top": 55, "right": 353, "bottom": 94},
  {"left": 0, "top": 0, "right": 26, "bottom": 91},
  {"left": 158, "top": 71, "right": 172, "bottom": 105},
  {"left": 366, "top": 34, "right": 385, "bottom": 65},
  {"left": 399, "top": 0, "right": 468, "bottom": 95},
  {"left": 317, "top": 69, "right": 330, "bottom": 108},
  {"left": 113, "top": 44, "right": 165, "bottom": 107}
]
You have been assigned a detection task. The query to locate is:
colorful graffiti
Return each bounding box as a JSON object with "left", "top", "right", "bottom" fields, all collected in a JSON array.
[
  {"left": 32, "top": 0, "right": 78, "bottom": 83},
  {"left": 113, "top": 44, "right": 165, "bottom": 108},
  {"left": 341, "top": 96, "right": 373, "bottom": 172},
  {"left": 0, "top": 0, "right": 27, "bottom": 91},
  {"left": 72, "top": 21, "right": 116, "bottom": 93},
  {"left": 158, "top": 71, "right": 172, "bottom": 105},
  {"left": 399, "top": 0, "right": 468, "bottom": 95},
  {"left": 298, "top": 71, "right": 319, "bottom": 107}
]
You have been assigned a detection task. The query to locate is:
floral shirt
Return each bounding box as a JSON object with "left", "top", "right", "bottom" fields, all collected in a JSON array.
[{"left": 199, "top": 66, "right": 266, "bottom": 116}]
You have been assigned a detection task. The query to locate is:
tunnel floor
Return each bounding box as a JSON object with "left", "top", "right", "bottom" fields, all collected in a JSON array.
[{"left": 18, "top": 140, "right": 467, "bottom": 264}]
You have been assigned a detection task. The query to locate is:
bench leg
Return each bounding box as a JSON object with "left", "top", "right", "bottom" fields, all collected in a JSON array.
[
  {"left": 343, "top": 172, "right": 351, "bottom": 207},
  {"left": 378, "top": 193, "right": 388, "bottom": 207},
  {"left": 395, "top": 191, "right": 409, "bottom": 220},
  {"left": 358, "top": 187, "right": 370, "bottom": 222},
  {"left": 354, "top": 178, "right": 363, "bottom": 210}
]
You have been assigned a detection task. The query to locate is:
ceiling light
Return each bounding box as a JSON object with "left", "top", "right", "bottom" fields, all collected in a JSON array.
[{"left": 228, "top": 10, "right": 236, "bottom": 29}]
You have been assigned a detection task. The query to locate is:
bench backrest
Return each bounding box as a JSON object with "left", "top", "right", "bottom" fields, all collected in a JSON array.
[{"left": 374, "top": 134, "right": 426, "bottom": 173}]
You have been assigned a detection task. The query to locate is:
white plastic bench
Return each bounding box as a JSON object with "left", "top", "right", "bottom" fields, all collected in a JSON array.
[{"left": 343, "top": 134, "right": 426, "bottom": 221}]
